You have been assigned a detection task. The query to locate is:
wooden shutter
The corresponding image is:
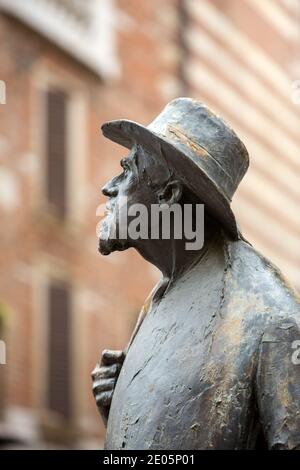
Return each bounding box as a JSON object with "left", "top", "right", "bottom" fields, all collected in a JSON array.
[
  {"left": 47, "top": 282, "right": 71, "bottom": 420},
  {"left": 46, "top": 89, "right": 67, "bottom": 218}
]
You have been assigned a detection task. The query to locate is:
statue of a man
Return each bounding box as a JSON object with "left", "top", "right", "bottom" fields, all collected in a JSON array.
[{"left": 92, "top": 98, "right": 300, "bottom": 450}]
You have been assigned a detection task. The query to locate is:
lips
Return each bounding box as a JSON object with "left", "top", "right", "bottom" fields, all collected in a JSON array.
[{"left": 105, "top": 201, "right": 114, "bottom": 216}]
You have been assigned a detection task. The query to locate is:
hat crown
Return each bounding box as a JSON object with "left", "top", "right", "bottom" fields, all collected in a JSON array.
[{"left": 148, "top": 98, "right": 249, "bottom": 201}]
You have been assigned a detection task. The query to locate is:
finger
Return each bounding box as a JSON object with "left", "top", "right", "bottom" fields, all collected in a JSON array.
[
  {"left": 95, "top": 390, "right": 113, "bottom": 408},
  {"left": 91, "top": 364, "right": 121, "bottom": 380},
  {"left": 101, "top": 349, "right": 125, "bottom": 366},
  {"left": 91, "top": 365, "right": 101, "bottom": 380},
  {"left": 92, "top": 378, "right": 116, "bottom": 396}
]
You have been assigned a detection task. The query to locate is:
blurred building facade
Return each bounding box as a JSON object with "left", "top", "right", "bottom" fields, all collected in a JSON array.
[
  {"left": 0, "top": 0, "right": 299, "bottom": 449},
  {"left": 184, "top": 0, "right": 300, "bottom": 290}
]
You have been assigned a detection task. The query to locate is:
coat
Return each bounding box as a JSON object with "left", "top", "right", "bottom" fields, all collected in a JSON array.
[{"left": 105, "top": 237, "right": 300, "bottom": 450}]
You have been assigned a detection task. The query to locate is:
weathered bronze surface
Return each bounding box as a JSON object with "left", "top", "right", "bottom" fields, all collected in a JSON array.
[{"left": 92, "top": 98, "right": 300, "bottom": 450}]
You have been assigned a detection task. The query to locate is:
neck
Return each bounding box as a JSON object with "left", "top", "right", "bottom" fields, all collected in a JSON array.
[{"left": 135, "top": 219, "right": 223, "bottom": 289}]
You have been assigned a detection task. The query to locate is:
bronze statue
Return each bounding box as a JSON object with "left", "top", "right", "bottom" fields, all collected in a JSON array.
[{"left": 92, "top": 98, "right": 300, "bottom": 450}]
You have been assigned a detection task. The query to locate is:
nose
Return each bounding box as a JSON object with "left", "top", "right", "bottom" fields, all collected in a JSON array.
[{"left": 102, "top": 178, "right": 118, "bottom": 198}]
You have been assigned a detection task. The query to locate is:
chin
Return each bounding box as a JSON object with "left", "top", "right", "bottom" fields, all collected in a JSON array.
[
  {"left": 98, "top": 216, "right": 131, "bottom": 255},
  {"left": 98, "top": 236, "right": 130, "bottom": 255},
  {"left": 98, "top": 238, "right": 113, "bottom": 255}
]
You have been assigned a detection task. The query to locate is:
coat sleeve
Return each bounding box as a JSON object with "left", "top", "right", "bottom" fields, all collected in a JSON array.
[{"left": 256, "top": 318, "right": 300, "bottom": 450}]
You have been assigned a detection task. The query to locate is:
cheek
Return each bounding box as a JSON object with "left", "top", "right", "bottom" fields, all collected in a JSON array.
[
  {"left": 118, "top": 174, "right": 139, "bottom": 202},
  {"left": 120, "top": 171, "right": 157, "bottom": 207},
  {"left": 114, "top": 177, "right": 138, "bottom": 220}
]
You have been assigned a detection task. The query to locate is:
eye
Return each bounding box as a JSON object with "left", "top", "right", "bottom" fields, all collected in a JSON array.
[{"left": 121, "top": 159, "right": 130, "bottom": 175}]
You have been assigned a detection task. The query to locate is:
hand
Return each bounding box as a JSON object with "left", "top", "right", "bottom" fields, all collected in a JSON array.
[{"left": 91, "top": 349, "right": 125, "bottom": 426}]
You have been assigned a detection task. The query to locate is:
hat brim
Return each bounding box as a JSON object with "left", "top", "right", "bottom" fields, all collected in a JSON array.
[{"left": 101, "top": 119, "right": 239, "bottom": 240}]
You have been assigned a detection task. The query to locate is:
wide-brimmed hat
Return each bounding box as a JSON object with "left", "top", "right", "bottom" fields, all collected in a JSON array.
[{"left": 101, "top": 97, "right": 249, "bottom": 239}]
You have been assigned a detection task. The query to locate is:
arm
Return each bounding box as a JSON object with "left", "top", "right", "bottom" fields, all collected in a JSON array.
[{"left": 256, "top": 319, "right": 300, "bottom": 450}]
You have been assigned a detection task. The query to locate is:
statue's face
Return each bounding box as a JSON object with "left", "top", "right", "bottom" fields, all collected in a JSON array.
[{"left": 99, "top": 145, "right": 168, "bottom": 255}]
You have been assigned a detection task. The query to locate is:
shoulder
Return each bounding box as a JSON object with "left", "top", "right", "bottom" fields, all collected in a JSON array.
[
  {"left": 229, "top": 238, "right": 291, "bottom": 289},
  {"left": 229, "top": 239, "right": 299, "bottom": 310},
  {"left": 223, "top": 238, "right": 300, "bottom": 330}
]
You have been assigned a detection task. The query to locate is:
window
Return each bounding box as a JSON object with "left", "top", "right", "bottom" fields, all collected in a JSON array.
[
  {"left": 47, "top": 282, "right": 71, "bottom": 419},
  {"left": 46, "top": 89, "right": 68, "bottom": 218}
]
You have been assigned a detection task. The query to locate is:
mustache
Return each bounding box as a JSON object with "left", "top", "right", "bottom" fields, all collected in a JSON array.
[{"left": 105, "top": 197, "right": 127, "bottom": 214}]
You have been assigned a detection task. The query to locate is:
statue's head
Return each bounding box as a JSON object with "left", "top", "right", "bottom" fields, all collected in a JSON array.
[
  {"left": 99, "top": 98, "right": 249, "bottom": 256},
  {"left": 99, "top": 142, "right": 188, "bottom": 255}
]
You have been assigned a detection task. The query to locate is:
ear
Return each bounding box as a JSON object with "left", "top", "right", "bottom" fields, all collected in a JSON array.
[{"left": 157, "top": 180, "right": 183, "bottom": 205}]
